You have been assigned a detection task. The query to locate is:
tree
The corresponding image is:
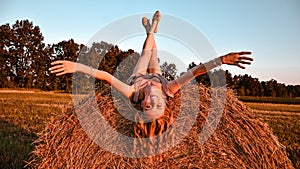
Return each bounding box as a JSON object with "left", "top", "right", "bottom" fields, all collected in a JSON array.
[
  {"left": 1, "top": 20, "right": 46, "bottom": 88},
  {"left": 264, "top": 79, "right": 277, "bottom": 97},
  {"left": 275, "top": 83, "right": 288, "bottom": 97},
  {"left": 232, "top": 74, "right": 263, "bottom": 96},
  {"left": 0, "top": 23, "right": 14, "bottom": 88},
  {"left": 225, "top": 70, "right": 233, "bottom": 87},
  {"left": 91, "top": 42, "right": 137, "bottom": 93}
]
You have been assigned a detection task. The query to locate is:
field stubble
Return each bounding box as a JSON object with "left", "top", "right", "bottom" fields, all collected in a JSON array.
[{"left": 0, "top": 91, "right": 72, "bottom": 168}]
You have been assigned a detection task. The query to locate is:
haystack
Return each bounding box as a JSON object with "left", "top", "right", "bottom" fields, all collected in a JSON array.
[{"left": 28, "top": 84, "right": 294, "bottom": 169}]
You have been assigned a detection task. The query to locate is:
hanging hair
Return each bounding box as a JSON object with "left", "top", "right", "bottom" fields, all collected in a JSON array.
[{"left": 132, "top": 99, "right": 176, "bottom": 158}]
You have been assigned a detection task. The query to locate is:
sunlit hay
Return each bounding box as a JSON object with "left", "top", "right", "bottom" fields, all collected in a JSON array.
[{"left": 27, "top": 84, "right": 294, "bottom": 168}]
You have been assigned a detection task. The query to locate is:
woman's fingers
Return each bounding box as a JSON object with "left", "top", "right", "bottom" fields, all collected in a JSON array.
[
  {"left": 51, "top": 60, "right": 65, "bottom": 65},
  {"left": 56, "top": 71, "right": 67, "bottom": 76},
  {"left": 49, "top": 60, "right": 65, "bottom": 72},
  {"left": 49, "top": 60, "right": 76, "bottom": 75},
  {"left": 236, "top": 63, "right": 246, "bottom": 69},
  {"left": 222, "top": 51, "right": 253, "bottom": 69},
  {"left": 49, "top": 60, "right": 65, "bottom": 75},
  {"left": 49, "top": 64, "right": 63, "bottom": 71},
  {"left": 238, "top": 51, "right": 252, "bottom": 55},
  {"left": 239, "top": 56, "right": 254, "bottom": 61},
  {"left": 239, "top": 61, "right": 252, "bottom": 65},
  {"left": 51, "top": 68, "right": 65, "bottom": 74},
  {"left": 237, "top": 53, "right": 253, "bottom": 69}
]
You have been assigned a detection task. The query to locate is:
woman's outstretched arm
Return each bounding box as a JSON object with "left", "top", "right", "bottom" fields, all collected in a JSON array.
[
  {"left": 167, "top": 51, "right": 253, "bottom": 94},
  {"left": 49, "top": 60, "right": 134, "bottom": 98}
]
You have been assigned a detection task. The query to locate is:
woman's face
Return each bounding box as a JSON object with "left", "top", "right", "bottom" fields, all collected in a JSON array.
[{"left": 141, "top": 85, "right": 166, "bottom": 119}]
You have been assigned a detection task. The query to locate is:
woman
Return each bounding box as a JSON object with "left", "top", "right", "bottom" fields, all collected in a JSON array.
[{"left": 49, "top": 10, "right": 253, "bottom": 121}]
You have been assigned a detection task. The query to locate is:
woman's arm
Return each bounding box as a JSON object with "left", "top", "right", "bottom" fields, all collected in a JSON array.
[
  {"left": 49, "top": 60, "right": 134, "bottom": 98},
  {"left": 167, "top": 51, "right": 253, "bottom": 94}
]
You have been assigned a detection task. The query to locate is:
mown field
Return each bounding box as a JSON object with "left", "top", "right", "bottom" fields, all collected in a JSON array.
[
  {"left": 0, "top": 92, "right": 299, "bottom": 168},
  {"left": 0, "top": 91, "right": 72, "bottom": 168}
]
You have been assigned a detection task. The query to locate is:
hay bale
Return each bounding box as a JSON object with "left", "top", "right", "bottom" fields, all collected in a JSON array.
[{"left": 28, "top": 84, "right": 294, "bottom": 168}]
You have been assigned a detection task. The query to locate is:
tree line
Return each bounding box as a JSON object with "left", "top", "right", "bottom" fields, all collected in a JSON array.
[
  {"left": 188, "top": 63, "right": 300, "bottom": 98},
  {"left": 1, "top": 20, "right": 299, "bottom": 97}
]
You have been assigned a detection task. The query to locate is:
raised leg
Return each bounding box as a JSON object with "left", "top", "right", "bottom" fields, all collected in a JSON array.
[
  {"left": 132, "top": 11, "right": 161, "bottom": 75},
  {"left": 131, "top": 34, "right": 155, "bottom": 75},
  {"left": 148, "top": 39, "right": 162, "bottom": 74}
]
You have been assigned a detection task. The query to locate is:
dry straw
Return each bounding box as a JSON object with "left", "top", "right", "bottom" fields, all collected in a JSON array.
[{"left": 27, "top": 84, "right": 294, "bottom": 168}]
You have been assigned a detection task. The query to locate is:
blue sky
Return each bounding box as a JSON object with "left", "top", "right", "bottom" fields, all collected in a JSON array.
[{"left": 1, "top": 0, "right": 299, "bottom": 85}]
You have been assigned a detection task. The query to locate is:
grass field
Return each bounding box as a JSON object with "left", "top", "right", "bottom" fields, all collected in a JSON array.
[
  {"left": 0, "top": 92, "right": 299, "bottom": 168},
  {"left": 0, "top": 91, "right": 72, "bottom": 168}
]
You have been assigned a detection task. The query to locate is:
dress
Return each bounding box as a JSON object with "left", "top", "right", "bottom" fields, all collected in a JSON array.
[{"left": 128, "top": 73, "right": 173, "bottom": 102}]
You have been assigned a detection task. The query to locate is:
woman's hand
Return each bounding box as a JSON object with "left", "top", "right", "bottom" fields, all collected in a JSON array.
[
  {"left": 221, "top": 51, "right": 253, "bottom": 69},
  {"left": 49, "top": 60, "right": 77, "bottom": 76}
]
